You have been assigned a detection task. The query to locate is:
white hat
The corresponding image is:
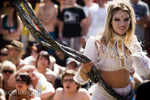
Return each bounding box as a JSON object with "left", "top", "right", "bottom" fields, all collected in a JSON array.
[{"left": 66, "top": 57, "right": 80, "bottom": 65}]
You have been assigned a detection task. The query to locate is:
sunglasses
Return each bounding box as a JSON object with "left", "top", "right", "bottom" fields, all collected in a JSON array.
[
  {"left": 16, "top": 79, "right": 26, "bottom": 84},
  {"left": 63, "top": 79, "right": 74, "bottom": 83},
  {"left": 16, "top": 74, "right": 31, "bottom": 85},
  {"left": 0, "top": 53, "right": 8, "bottom": 56},
  {"left": 2, "top": 70, "right": 14, "bottom": 74}
]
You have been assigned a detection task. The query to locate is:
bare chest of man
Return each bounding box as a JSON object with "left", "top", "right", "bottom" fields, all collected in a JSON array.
[
  {"left": 41, "top": 7, "right": 56, "bottom": 21},
  {"left": 62, "top": 94, "right": 82, "bottom": 100}
]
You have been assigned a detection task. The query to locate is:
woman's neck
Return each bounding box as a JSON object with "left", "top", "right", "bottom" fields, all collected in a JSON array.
[{"left": 112, "top": 35, "right": 125, "bottom": 43}]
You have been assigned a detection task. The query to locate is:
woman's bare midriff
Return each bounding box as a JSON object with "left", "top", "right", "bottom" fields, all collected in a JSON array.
[{"left": 100, "top": 69, "right": 130, "bottom": 88}]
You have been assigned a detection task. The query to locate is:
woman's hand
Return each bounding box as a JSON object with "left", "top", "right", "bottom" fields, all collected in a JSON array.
[
  {"left": 80, "top": 62, "right": 94, "bottom": 81},
  {"left": 81, "top": 62, "right": 94, "bottom": 74}
]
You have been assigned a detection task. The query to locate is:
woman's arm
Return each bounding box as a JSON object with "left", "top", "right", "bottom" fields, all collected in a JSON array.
[
  {"left": 131, "top": 38, "right": 150, "bottom": 80},
  {"left": 16, "top": 17, "right": 23, "bottom": 34},
  {"left": 74, "top": 37, "right": 98, "bottom": 85},
  {"left": 79, "top": 62, "right": 94, "bottom": 81},
  {"left": 0, "top": 15, "right": 9, "bottom": 35}
]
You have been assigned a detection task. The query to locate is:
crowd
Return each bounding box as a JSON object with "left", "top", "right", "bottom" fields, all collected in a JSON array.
[{"left": 0, "top": 0, "right": 150, "bottom": 100}]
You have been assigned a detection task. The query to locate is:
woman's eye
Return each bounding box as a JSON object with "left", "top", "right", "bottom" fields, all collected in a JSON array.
[
  {"left": 124, "top": 18, "right": 130, "bottom": 22},
  {"left": 114, "top": 18, "right": 120, "bottom": 21}
]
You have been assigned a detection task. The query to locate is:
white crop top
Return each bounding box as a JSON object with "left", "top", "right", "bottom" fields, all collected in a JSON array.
[
  {"left": 74, "top": 37, "right": 150, "bottom": 84},
  {"left": 84, "top": 37, "right": 133, "bottom": 72}
]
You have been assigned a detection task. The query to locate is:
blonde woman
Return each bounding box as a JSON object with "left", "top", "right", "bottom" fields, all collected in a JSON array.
[{"left": 74, "top": 0, "right": 150, "bottom": 100}]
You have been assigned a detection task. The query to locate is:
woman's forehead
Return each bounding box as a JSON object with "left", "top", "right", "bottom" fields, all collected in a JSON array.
[{"left": 113, "top": 10, "right": 129, "bottom": 18}]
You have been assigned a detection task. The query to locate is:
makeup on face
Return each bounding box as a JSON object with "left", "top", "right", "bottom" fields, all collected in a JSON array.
[
  {"left": 113, "top": 17, "right": 130, "bottom": 22},
  {"left": 111, "top": 10, "right": 130, "bottom": 35}
]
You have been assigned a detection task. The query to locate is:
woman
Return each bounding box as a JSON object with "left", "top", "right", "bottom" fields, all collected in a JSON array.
[
  {"left": 74, "top": 1, "right": 150, "bottom": 100},
  {"left": 1, "top": 60, "right": 16, "bottom": 100},
  {"left": 6, "top": 40, "right": 25, "bottom": 70},
  {"left": 0, "top": 47, "right": 8, "bottom": 63},
  {"left": 9, "top": 72, "right": 39, "bottom": 100},
  {"left": 0, "top": 4, "right": 23, "bottom": 49}
]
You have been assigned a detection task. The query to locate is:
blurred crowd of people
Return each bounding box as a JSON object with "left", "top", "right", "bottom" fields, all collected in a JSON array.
[{"left": 0, "top": 0, "right": 150, "bottom": 100}]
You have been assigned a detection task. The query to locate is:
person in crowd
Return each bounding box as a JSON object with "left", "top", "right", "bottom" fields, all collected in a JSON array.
[
  {"left": 24, "top": 43, "right": 42, "bottom": 65},
  {"left": 0, "top": 47, "right": 8, "bottom": 63},
  {"left": 0, "top": 88, "right": 6, "bottom": 100},
  {"left": 36, "top": 0, "right": 58, "bottom": 40},
  {"left": 36, "top": 50, "right": 57, "bottom": 85},
  {"left": 37, "top": 50, "right": 65, "bottom": 85},
  {"left": 0, "top": 4, "right": 23, "bottom": 49},
  {"left": 53, "top": 57, "right": 80, "bottom": 89},
  {"left": 53, "top": 69, "right": 90, "bottom": 100},
  {"left": 130, "top": 0, "right": 150, "bottom": 47},
  {"left": 140, "top": 0, "right": 150, "bottom": 57},
  {"left": 9, "top": 65, "right": 55, "bottom": 100},
  {"left": 0, "top": 67, "right": 3, "bottom": 88},
  {"left": 66, "top": 57, "right": 80, "bottom": 71},
  {"left": 83, "top": 0, "right": 107, "bottom": 38},
  {"left": 135, "top": 80, "right": 150, "bottom": 100},
  {"left": 9, "top": 72, "right": 40, "bottom": 100},
  {"left": 74, "top": 1, "right": 150, "bottom": 100},
  {"left": 53, "top": 50, "right": 68, "bottom": 67},
  {"left": 6, "top": 40, "right": 25, "bottom": 70},
  {"left": 48, "top": 55, "right": 66, "bottom": 78},
  {"left": 36, "top": 0, "right": 59, "bottom": 54},
  {"left": 1, "top": 60, "right": 16, "bottom": 100},
  {"left": 81, "top": 0, "right": 107, "bottom": 48},
  {"left": 58, "top": 0, "right": 88, "bottom": 51},
  {"left": 49, "top": 55, "right": 66, "bottom": 89}
]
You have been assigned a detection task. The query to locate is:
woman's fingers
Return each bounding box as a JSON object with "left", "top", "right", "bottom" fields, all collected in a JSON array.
[{"left": 82, "top": 62, "right": 94, "bottom": 73}]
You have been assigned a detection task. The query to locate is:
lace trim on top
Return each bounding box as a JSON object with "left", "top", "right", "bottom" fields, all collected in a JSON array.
[{"left": 94, "top": 36, "right": 133, "bottom": 72}]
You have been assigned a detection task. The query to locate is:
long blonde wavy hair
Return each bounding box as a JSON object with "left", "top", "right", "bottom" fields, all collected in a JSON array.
[{"left": 98, "top": 0, "right": 136, "bottom": 46}]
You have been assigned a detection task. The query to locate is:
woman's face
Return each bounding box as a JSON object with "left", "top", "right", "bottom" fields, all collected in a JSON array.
[
  {"left": 112, "top": 10, "right": 130, "bottom": 36},
  {"left": 37, "top": 56, "right": 49, "bottom": 68}
]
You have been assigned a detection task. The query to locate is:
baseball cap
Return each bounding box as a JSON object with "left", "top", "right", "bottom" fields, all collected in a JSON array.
[{"left": 66, "top": 57, "right": 80, "bottom": 66}]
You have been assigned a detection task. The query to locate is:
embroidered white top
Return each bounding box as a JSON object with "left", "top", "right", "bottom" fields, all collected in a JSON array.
[{"left": 74, "top": 36, "right": 150, "bottom": 84}]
